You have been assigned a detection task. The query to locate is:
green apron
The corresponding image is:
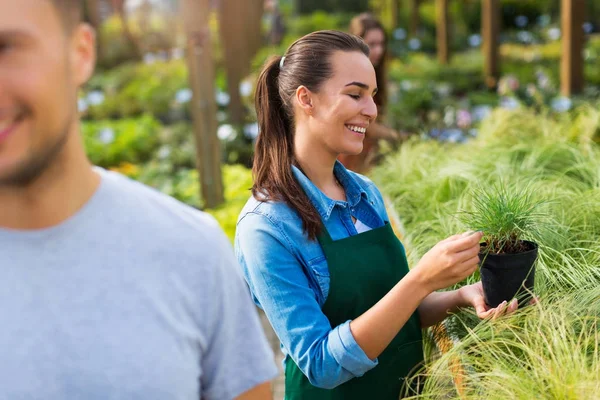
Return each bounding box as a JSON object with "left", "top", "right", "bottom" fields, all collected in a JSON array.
[{"left": 285, "top": 222, "right": 425, "bottom": 399}]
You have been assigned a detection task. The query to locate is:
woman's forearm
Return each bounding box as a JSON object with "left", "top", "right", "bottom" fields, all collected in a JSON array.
[
  {"left": 417, "top": 290, "right": 469, "bottom": 328},
  {"left": 349, "top": 268, "right": 430, "bottom": 360}
]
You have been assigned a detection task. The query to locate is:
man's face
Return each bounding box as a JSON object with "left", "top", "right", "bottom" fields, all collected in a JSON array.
[{"left": 0, "top": 0, "right": 94, "bottom": 187}]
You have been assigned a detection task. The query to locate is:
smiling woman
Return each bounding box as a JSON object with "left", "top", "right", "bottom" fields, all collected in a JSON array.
[{"left": 235, "top": 30, "right": 508, "bottom": 400}]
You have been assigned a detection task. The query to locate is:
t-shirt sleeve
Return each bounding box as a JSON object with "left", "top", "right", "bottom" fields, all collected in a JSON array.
[{"left": 200, "top": 230, "right": 278, "bottom": 400}]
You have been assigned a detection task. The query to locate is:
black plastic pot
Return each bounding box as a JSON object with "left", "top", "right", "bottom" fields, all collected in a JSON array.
[{"left": 479, "top": 241, "right": 538, "bottom": 308}]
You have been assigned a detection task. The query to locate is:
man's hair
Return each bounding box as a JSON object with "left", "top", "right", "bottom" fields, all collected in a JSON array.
[{"left": 49, "top": 0, "right": 83, "bottom": 31}]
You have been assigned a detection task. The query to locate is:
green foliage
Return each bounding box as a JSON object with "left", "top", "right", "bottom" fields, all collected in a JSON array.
[
  {"left": 205, "top": 165, "right": 254, "bottom": 241},
  {"left": 296, "top": 0, "right": 368, "bottom": 14},
  {"left": 375, "top": 104, "right": 600, "bottom": 397},
  {"left": 373, "top": 105, "right": 600, "bottom": 294},
  {"left": 84, "top": 60, "right": 189, "bottom": 122},
  {"left": 411, "top": 287, "right": 600, "bottom": 399},
  {"left": 82, "top": 115, "right": 162, "bottom": 168},
  {"left": 96, "top": 16, "right": 140, "bottom": 69},
  {"left": 288, "top": 11, "right": 355, "bottom": 37},
  {"left": 459, "top": 183, "right": 551, "bottom": 254}
]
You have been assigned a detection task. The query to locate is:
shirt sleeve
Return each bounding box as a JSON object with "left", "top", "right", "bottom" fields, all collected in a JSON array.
[
  {"left": 200, "top": 229, "right": 278, "bottom": 400},
  {"left": 235, "top": 212, "right": 378, "bottom": 389}
]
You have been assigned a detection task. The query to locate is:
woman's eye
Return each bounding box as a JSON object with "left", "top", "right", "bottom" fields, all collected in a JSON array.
[{"left": 348, "top": 94, "right": 360, "bottom": 100}]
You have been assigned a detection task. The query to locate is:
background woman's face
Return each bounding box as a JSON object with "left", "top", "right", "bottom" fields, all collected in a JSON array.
[{"left": 363, "top": 28, "right": 385, "bottom": 67}]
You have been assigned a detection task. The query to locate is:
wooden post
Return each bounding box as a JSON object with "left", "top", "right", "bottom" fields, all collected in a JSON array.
[
  {"left": 182, "top": 0, "right": 224, "bottom": 208},
  {"left": 409, "top": 0, "right": 419, "bottom": 36},
  {"left": 561, "top": 0, "right": 585, "bottom": 96},
  {"left": 86, "top": 0, "right": 104, "bottom": 61},
  {"left": 219, "top": 0, "right": 264, "bottom": 126},
  {"left": 436, "top": 0, "right": 450, "bottom": 64},
  {"left": 390, "top": 0, "right": 399, "bottom": 32},
  {"left": 482, "top": 0, "right": 500, "bottom": 89}
]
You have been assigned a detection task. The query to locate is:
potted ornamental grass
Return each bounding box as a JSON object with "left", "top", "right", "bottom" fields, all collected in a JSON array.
[{"left": 460, "top": 183, "right": 549, "bottom": 308}]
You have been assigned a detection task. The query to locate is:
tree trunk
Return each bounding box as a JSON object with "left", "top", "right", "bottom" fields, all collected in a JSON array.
[
  {"left": 219, "top": 0, "right": 264, "bottom": 126},
  {"left": 436, "top": 0, "right": 450, "bottom": 64},
  {"left": 390, "top": 0, "right": 399, "bottom": 32},
  {"left": 482, "top": 0, "right": 500, "bottom": 89},
  {"left": 409, "top": 0, "right": 420, "bottom": 36},
  {"left": 182, "top": 0, "right": 224, "bottom": 208},
  {"left": 111, "top": 0, "right": 143, "bottom": 59},
  {"left": 560, "top": 0, "right": 585, "bottom": 96}
]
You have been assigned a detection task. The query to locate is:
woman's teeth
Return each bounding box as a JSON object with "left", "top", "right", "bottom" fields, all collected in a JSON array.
[{"left": 346, "top": 125, "right": 366, "bottom": 134}]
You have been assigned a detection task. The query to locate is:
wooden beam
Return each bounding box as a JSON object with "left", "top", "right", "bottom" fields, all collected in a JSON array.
[
  {"left": 436, "top": 0, "right": 450, "bottom": 64},
  {"left": 390, "top": 0, "right": 399, "bottom": 32},
  {"left": 181, "top": 0, "right": 224, "bottom": 208},
  {"left": 561, "top": 0, "right": 585, "bottom": 96},
  {"left": 409, "top": 0, "right": 419, "bottom": 36},
  {"left": 482, "top": 0, "right": 500, "bottom": 88}
]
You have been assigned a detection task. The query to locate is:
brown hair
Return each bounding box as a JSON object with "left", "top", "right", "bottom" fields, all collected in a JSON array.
[
  {"left": 349, "top": 13, "right": 388, "bottom": 110},
  {"left": 253, "top": 30, "right": 369, "bottom": 240},
  {"left": 49, "top": 0, "right": 83, "bottom": 31}
]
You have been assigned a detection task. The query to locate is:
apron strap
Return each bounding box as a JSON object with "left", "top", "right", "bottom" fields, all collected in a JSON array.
[{"left": 318, "top": 223, "right": 334, "bottom": 245}]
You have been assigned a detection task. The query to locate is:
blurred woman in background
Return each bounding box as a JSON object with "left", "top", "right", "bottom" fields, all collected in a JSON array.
[{"left": 338, "top": 13, "right": 404, "bottom": 174}]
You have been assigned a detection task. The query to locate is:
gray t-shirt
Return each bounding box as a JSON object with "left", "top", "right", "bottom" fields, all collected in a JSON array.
[{"left": 0, "top": 168, "right": 278, "bottom": 400}]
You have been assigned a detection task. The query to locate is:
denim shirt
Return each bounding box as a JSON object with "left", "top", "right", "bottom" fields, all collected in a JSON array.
[{"left": 235, "top": 161, "right": 390, "bottom": 389}]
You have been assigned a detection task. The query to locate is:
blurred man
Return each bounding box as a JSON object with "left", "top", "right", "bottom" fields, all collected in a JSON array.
[{"left": 0, "top": 1, "right": 277, "bottom": 399}]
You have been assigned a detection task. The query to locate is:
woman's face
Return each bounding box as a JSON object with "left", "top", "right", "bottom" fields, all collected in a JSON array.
[
  {"left": 302, "top": 51, "right": 378, "bottom": 157},
  {"left": 363, "top": 28, "right": 385, "bottom": 67}
]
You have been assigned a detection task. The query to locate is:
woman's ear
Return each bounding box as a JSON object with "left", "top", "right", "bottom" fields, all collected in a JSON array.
[{"left": 295, "top": 85, "right": 314, "bottom": 116}]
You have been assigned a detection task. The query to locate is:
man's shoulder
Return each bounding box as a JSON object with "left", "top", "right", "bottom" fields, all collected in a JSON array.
[{"left": 97, "top": 168, "right": 227, "bottom": 251}]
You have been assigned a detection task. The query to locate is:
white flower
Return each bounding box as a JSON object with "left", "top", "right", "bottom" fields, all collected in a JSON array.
[
  {"left": 86, "top": 90, "right": 105, "bottom": 106},
  {"left": 215, "top": 91, "right": 230, "bottom": 106},
  {"left": 408, "top": 38, "right": 421, "bottom": 51},
  {"left": 472, "top": 105, "right": 492, "bottom": 122},
  {"left": 98, "top": 127, "right": 115, "bottom": 144},
  {"left": 443, "top": 107, "right": 455, "bottom": 126},
  {"left": 536, "top": 71, "right": 550, "bottom": 90},
  {"left": 551, "top": 97, "right": 572, "bottom": 113},
  {"left": 400, "top": 80, "right": 413, "bottom": 91},
  {"left": 171, "top": 48, "right": 185, "bottom": 60},
  {"left": 143, "top": 53, "right": 157, "bottom": 64},
  {"left": 158, "top": 145, "right": 171, "bottom": 160},
  {"left": 78, "top": 98, "right": 88, "bottom": 113},
  {"left": 537, "top": 15, "right": 551, "bottom": 28},
  {"left": 393, "top": 28, "right": 406, "bottom": 40},
  {"left": 435, "top": 83, "right": 451, "bottom": 97},
  {"left": 547, "top": 27, "right": 561, "bottom": 41},
  {"left": 244, "top": 123, "right": 260, "bottom": 140},
  {"left": 217, "top": 124, "right": 237, "bottom": 141},
  {"left": 175, "top": 88, "right": 193, "bottom": 104},
  {"left": 515, "top": 15, "right": 528, "bottom": 28},
  {"left": 517, "top": 31, "right": 534, "bottom": 44},
  {"left": 500, "top": 97, "right": 520, "bottom": 110},
  {"left": 468, "top": 34, "right": 482, "bottom": 48},
  {"left": 239, "top": 81, "right": 253, "bottom": 97}
]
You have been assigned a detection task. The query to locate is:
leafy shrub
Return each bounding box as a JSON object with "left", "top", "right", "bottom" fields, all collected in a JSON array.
[{"left": 83, "top": 115, "right": 162, "bottom": 168}]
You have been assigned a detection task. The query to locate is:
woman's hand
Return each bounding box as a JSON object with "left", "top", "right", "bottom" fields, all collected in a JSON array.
[
  {"left": 459, "top": 281, "right": 538, "bottom": 319},
  {"left": 413, "top": 231, "right": 484, "bottom": 293},
  {"left": 459, "top": 281, "right": 518, "bottom": 319}
]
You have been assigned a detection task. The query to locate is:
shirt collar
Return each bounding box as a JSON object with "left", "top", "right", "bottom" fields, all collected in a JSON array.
[{"left": 291, "top": 161, "right": 368, "bottom": 221}]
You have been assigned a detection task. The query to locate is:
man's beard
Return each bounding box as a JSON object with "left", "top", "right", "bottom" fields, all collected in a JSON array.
[{"left": 0, "top": 115, "right": 73, "bottom": 188}]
